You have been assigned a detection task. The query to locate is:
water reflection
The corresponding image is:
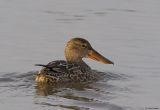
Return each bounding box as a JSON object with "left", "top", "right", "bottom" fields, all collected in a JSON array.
[
  {"left": 0, "top": 70, "right": 126, "bottom": 110},
  {"left": 35, "top": 82, "right": 93, "bottom": 96},
  {"left": 34, "top": 75, "right": 125, "bottom": 110}
]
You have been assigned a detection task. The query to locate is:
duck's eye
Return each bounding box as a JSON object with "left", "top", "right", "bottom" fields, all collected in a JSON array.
[{"left": 81, "top": 44, "right": 87, "bottom": 48}]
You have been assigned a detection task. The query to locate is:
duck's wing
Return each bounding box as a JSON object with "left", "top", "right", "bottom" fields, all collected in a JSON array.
[
  {"left": 35, "top": 60, "right": 85, "bottom": 83},
  {"left": 35, "top": 60, "right": 95, "bottom": 83},
  {"left": 35, "top": 60, "right": 82, "bottom": 75}
]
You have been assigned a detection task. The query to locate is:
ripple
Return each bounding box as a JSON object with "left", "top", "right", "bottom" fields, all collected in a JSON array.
[
  {"left": 0, "top": 77, "right": 15, "bottom": 82},
  {"left": 106, "top": 8, "right": 136, "bottom": 13},
  {"left": 36, "top": 102, "right": 90, "bottom": 110},
  {"left": 94, "top": 12, "right": 107, "bottom": 16},
  {"left": 44, "top": 10, "right": 66, "bottom": 15},
  {"left": 35, "top": 100, "right": 124, "bottom": 110},
  {"left": 0, "top": 71, "right": 36, "bottom": 95},
  {"left": 56, "top": 18, "right": 84, "bottom": 23},
  {"left": 0, "top": 71, "right": 128, "bottom": 110},
  {"left": 59, "top": 93, "right": 94, "bottom": 102}
]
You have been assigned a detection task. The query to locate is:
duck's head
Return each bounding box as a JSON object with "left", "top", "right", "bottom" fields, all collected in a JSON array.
[{"left": 64, "top": 38, "right": 114, "bottom": 64}]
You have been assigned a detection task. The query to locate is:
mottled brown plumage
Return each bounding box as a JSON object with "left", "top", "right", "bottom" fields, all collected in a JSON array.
[{"left": 35, "top": 38, "right": 113, "bottom": 84}]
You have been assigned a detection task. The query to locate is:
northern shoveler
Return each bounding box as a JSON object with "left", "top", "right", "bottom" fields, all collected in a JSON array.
[{"left": 35, "top": 38, "right": 113, "bottom": 84}]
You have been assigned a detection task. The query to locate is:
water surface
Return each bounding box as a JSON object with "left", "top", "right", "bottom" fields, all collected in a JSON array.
[{"left": 0, "top": 0, "right": 160, "bottom": 110}]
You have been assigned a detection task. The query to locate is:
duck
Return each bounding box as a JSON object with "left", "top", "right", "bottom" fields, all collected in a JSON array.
[{"left": 35, "top": 38, "right": 114, "bottom": 84}]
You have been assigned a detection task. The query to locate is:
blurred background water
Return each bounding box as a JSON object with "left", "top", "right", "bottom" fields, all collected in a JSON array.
[{"left": 0, "top": 0, "right": 160, "bottom": 110}]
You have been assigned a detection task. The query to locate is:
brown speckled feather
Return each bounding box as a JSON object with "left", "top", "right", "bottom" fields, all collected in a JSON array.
[{"left": 35, "top": 60, "right": 96, "bottom": 84}]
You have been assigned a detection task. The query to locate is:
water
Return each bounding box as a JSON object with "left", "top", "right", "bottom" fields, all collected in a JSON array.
[{"left": 0, "top": 0, "right": 160, "bottom": 110}]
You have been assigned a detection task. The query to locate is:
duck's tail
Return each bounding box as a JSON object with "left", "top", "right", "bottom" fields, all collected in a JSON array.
[
  {"left": 35, "top": 64, "right": 60, "bottom": 73},
  {"left": 35, "top": 64, "right": 48, "bottom": 68}
]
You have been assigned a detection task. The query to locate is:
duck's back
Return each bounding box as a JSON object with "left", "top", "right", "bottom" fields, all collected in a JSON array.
[{"left": 35, "top": 60, "right": 96, "bottom": 84}]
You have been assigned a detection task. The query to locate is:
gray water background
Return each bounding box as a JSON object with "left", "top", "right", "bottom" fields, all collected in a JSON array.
[{"left": 0, "top": 0, "right": 160, "bottom": 110}]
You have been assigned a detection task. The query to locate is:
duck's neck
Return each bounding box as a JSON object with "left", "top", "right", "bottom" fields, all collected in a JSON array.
[
  {"left": 66, "top": 58, "right": 91, "bottom": 70},
  {"left": 64, "top": 47, "right": 91, "bottom": 70},
  {"left": 65, "top": 49, "right": 83, "bottom": 63},
  {"left": 66, "top": 57, "right": 82, "bottom": 63}
]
